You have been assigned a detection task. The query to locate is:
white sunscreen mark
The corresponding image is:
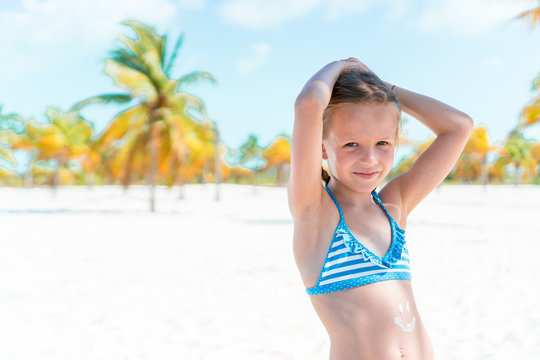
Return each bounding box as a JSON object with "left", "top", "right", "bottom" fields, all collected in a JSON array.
[{"left": 394, "top": 301, "right": 416, "bottom": 332}]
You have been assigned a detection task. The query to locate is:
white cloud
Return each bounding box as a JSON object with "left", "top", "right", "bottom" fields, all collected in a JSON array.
[
  {"left": 417, "top": 0, "right": 537, "bottom": 36},
  {"left": 177, "top": 0, "right": 206, "bottom": 10},
  {"left": 325, "top": 0, "right": 371, "bottom": 22},
  {"left": 384, "top": 0, "right": 411, "bottom": 23},
  {"left": 219, "top": 0, "right": 416, "bottom": 29},
  {"left": 220, "top": 0, "right": 322, "bottom": 30},
  {"left": 0, "top": 0, "right": 182, "bottom": 82},
  {"left": 0, "top": 0, "right": 178, "bottom": 47},
  {"left": 235, "top": 42, "right": 271, "bottom": 74}
]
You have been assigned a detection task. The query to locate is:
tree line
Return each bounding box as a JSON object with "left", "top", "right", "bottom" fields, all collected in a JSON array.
[{"left": 0, "top": 9, "right": 539, "bottom": 210}]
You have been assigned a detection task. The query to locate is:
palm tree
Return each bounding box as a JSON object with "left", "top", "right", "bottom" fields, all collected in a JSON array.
[
  {"left": 12, "top": 107, "right": 94, "bottom": 192},
  {"left": 454, "top": 152, "right": 483, "bottom": 183},
  {"left": 516, "top": 73, "right": 540, "bottom": 131},
  {"left": 73, "top": 20, "right": 215, "bottom": 212},
  {"left": 499, "top": 132, "right": 536, "bottom": 185},
  {"left": 530, "top": 142, "right": 540, "bottom": 181},
  {"left": 212, "top": 121, "right": 223, "bottom": 200},
  {"left": 183, "top": 119, "right": 216, "bottom": 184},
  {"left": 260, "top": 135, "right": 291, "bottom": 186},
  {"left": 396, "top": 117, "right": 418, "bottom": 148},
  {"left": 514, "top": 4, "right": 540, "bottom": 133},
  {"left": 184, "top": 119, "right": 225, "bottom": 199},
  {"left": 238, "top": 134, "right": 265, "bottom": 190},
  {"left": 76, "top": 139, "right": 103, "bottom": 188},
  {"left": 0, "top": 106, "right": 25, "bottom": 175},
  {"left": 531, "top": 142, "right": 540, "bottom": 163},
  {"left": 515, "top": 2, "right": 540, "bottom": 28},
  {"left": 462, "top": 126, "right": 497, "bottom": 186},
  {"left": 394, "top": 137, "right": 435, "bottom": 175},
  {"left": 488, "top": 155, "right": 510, "bottom": 183}
]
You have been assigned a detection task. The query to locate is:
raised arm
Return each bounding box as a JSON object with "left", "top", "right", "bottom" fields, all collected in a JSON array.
[
  {"left": 288, "top": 60, "right": 362, "bottom": 219},
  {"left": 381, "top": 82, "right": 474, "bottom": 216}
]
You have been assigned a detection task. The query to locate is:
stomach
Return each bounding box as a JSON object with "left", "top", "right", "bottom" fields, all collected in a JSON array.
[{"left": 309, "top": 280, "right": 434, "bottom": 360}]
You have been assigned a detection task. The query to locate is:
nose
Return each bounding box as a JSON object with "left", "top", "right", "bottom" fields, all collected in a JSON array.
[{"left": 358, "top": 147, "right": 377, "bottom": 165}]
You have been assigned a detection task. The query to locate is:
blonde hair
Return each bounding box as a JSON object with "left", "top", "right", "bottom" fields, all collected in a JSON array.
[{"left": 321, "top": 69, "right": 402, "bottom": 185}]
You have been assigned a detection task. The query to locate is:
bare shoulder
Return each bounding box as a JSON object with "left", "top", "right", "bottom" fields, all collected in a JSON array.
[{"left": 377, "top": 177, "right": 408, "bottom": 230}]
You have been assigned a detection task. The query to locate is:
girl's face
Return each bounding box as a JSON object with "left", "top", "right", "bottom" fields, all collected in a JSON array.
[{"left": 322, "top": 102, "right": 398, "bottom": 192}]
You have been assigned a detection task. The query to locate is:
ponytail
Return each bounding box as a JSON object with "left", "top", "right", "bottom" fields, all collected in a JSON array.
[{"left": 321, "top": 167, "right": 331, "bottom": 185}]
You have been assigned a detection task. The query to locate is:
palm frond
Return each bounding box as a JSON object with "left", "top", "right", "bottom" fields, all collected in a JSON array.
[
  {"left": 110, "top": 48, "right": 150, "bottom": 77},
  {"left": 70, "top": 94, "right": 133, "bottom": 112},
  {"left": 117, "top": 33, "right": 144, "bottom": 59},
  {"left": 112, "top": 21, "right": 166, "bottom": 86},
  {"left": 532, "top": 73, "right": 540, "bottom": 92},
  {"left": 0, "top": 106, "right": 26, "bottom": 133},
  {"left": 158, "top": 33, "right": 167, "bottom": 67},
  {"left": 515, "top": 6, "right": 540, "bottom": 28},
  {"left": 105, "top": 59, "right": 157, "bottom": 100},
  {"left": 172, "top": 93, "right": 208, "bottom": 121},
  {"left": 177, "top": 71, "right": 217, "bottom": 90},
  {"left": 121, "top": 20, "right": 164, "bottom": 58},
  {"left": 165, "top": 33, "right": 185, "bottom": 77}
]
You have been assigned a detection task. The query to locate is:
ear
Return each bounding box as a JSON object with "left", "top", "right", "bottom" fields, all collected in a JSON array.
[{"left": 322, "top": 143, "right": 328, "bottom": 160}]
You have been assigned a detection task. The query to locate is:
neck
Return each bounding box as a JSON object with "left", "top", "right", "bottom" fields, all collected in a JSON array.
[{"left": 326, "top": 178, "right": 376, "bottom": 209}]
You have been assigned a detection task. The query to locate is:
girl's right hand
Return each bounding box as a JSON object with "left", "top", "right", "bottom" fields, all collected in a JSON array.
[
  {"left": 295, "top": 57, "right": 372, "bottom": 112},
  {"left": 338, "top": 57, "right": 372, "bottom": 73}
]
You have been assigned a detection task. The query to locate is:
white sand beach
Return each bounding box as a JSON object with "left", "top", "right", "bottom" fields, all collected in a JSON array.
[{"left": 1, "top": 184, "right": 539, "bottom": 360}]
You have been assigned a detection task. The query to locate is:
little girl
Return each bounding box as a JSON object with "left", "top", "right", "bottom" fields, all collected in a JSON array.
[{"left": 288, "top": 58, "right": 473, "bottom": 359}]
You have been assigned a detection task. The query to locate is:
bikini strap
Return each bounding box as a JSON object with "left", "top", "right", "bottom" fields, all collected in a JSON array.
[
  {"left": 323, "top": 185, "right": 344, "bottom": 221},
  {"left": 371, "top": 189, "right": 392, "bottom": 219}
]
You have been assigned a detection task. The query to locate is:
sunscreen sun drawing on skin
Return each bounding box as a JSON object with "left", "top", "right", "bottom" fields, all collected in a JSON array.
[{"left": 395, "top": 302, "right": 416, "bottom": 332}]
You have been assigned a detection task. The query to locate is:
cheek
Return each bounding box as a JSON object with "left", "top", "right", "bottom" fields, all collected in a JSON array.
[
  {"left": 380, "top": 149, "right": 395, "bottom": 166},
  {"left": 336, "top": 151, "right": 355, "bottom": 164}
]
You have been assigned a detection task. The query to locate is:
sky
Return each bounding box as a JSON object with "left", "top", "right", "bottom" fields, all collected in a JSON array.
[{"left": 1, "top": 0, "right": 540, "bottom": 168}]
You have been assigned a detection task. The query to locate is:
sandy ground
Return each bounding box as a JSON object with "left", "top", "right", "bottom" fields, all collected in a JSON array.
[{"left": 0, "top": 183, "right": 539, "bottom": 360}]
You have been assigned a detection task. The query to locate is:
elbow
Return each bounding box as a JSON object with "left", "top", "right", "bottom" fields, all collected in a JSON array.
[
  {"left": 294, "top": 83, "right": 329, "bottom": 112},
  {"left": 439, "top": 114, "right": 473, "bottom": 138},
  {"left": 461, "top": 114, "right": 474, "bottom": 134},
  {"left": 294, "top": 92, "right": 320, "bottom": 113},
  {"left": 450, "top": 112, "right": 474, "bottom": 135}
]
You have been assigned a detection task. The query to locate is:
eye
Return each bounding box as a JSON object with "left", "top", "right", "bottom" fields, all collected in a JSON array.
[
  {"left": 377, "top": 141, "right": 389, "bottom": 146},
  {"left": 344, "top": 142, "right": 357, "bottom": 147}
]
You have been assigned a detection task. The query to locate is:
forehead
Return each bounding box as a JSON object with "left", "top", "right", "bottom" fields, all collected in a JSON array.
[{"left": 328, "top": 102, "right": 398, "bottom": 140}]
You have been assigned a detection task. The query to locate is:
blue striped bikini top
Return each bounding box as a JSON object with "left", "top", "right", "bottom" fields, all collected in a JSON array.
[{"left": 306, "top": 185, "right": 411, "bottom": 295}]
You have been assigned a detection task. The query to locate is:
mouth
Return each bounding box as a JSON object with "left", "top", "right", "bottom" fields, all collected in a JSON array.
[{"left": 354, "top": 171, "right": 378, "bottom": 179}]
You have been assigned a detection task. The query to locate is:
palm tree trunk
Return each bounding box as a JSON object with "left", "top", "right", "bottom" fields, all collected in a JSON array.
[
  {"left": 513, "top": 162, "right": 521, "bottom": 186},
  {"left": 24, "top": 152, "right": 36, "bottom": 188},
  {"left": 251, "top": 170, "right": 258, "bottom": 194},
  {"left": 86, "top": 172, "right": 95, "bottom": 190},
  {"left": 52, "top": 156, "right": 66, "bottom": 197},
  {"left": 177, "top": 147, "right": 188, "bottom": 200},
  {"left": 283, "top": 163, "right": 290, "bottom": 185},
  {"left": 53, "top": 168, "right": 59, "bottom": 194},
  {"left": 202, "top": 158, "right": 211, "bottom": 184},
  {"left": 148, "top": 122, "right": 160, "bottom": 212},
  {"left": 178, "top": 178, "right": 185, "bottom": 199},
  {"left": 481, "top": 155, "right": 488, "bottom": 187},
  {"left": 214, "top": 122, "right": 222, "bottom": 201}
]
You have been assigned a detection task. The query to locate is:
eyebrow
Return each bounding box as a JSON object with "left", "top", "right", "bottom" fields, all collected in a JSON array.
[{"left": 340, "top": 136, "right": 394, "bottom": 141}]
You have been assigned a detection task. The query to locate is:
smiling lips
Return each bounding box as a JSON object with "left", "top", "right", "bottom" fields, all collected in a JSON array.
[{"left": 354, "top": 171, "right": 378, "bottom": 179}]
